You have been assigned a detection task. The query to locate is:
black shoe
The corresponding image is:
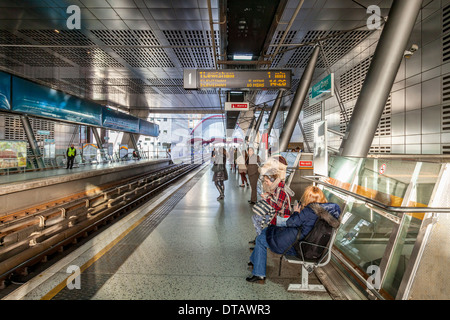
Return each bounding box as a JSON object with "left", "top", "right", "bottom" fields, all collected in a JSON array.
[
  {"left": 249, "top": 239, "right": 256, "bottom": 245},
  {"left": 249, "top": 201, "right": 256, "bottom": 205},
  {"left": 249, "top": 247, "right": 254, "bottom": 251},
  {"left": 246, "top": 275, "right": 265, "bottom": 284}
]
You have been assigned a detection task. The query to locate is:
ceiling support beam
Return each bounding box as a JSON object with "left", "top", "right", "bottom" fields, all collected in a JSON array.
[
  {"left": 339, "top": 0, "right": 422, "bottom": 158},
  {"left": 278, "top": 45, "right": 320, "bottom": 153}
]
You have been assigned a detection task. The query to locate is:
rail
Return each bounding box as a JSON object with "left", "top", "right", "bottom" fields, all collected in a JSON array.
[
  {"left": 302, "top": 175, "right": 450, "bottom": 215},
  {"left": 0, "top": 163, "right": 201, "bottom": 286}
]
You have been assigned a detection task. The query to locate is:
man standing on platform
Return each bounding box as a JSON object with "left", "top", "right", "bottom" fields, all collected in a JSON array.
[{"left": 66, "top": 143, "right": 77, "bottom": 169}]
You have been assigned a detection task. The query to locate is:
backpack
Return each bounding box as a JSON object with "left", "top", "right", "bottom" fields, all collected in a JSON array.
[{"left": 294, "top": 217, "right": 333, "bottom": 262}]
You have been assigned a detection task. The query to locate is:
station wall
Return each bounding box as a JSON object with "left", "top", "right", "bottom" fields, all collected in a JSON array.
[{"left": 302, "top": 0, "right": 450, "bottom": 155}]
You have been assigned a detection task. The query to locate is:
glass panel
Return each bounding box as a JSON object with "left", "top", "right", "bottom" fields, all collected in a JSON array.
[
  {"left": 327, "top": 156, "right": 362, "bottom": 190},
  {"left": 332, "top": 193, "right": 398, "bottom": 274},
  {"left": 354, "top": 158, "right": 410, "bottom": 207},
  {"left": 410, "top": 162, "right": 441, "bottom": 207},
  {"left": 382, "top": 214, "right": 423, "bottom": 298},
  {"left": 325, "top": 156, "right": 443, "bottom": 299}
]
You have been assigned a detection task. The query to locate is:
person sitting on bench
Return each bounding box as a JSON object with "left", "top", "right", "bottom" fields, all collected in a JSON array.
[{"left": 246, "top": 185, "right": 341, "bottom": 284}]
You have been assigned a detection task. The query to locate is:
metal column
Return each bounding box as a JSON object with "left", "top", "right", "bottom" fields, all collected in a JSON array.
[
  {"left": 244, "top": 116, "right": 256, "bottom": 146},
  {"left": 278, "top": 45, "right": 320, "bottom": 153},
  {"left": 91, "top": 126, "right": 107, "bottom": 161},
  {"left": 266, "top": 90, "right": 285, "bottom": 138},
  {"left": 20, "top": 115, "right": 45, "bottom": 169},
  {"left": 250, "top": 109, "right": 265, "bottom": 144},
  {"left": 339, "top": 0, "right": 422, "bottom": 157}
]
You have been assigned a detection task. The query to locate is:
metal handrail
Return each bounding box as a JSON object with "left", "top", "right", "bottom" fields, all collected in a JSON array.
[{"left": 302, "top": 175, "right": 450, "bottom": 214}]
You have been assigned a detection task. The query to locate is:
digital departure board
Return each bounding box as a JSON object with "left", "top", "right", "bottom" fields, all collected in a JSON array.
[{"left": 183, "top": 69, "right": 291, "bottom": 90}]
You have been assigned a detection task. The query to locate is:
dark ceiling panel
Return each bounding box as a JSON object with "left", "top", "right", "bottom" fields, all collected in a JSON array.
[
  {"left": 0, "top": 0, "right": 390, "bottom": 115},
  {"left": 226, "top": 0, "right": 281, "bottom": 60}
]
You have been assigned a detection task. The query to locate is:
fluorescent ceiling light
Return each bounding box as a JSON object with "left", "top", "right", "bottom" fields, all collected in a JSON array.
[{"left": 233, "top": 54, "right": 252, "bottom": 61}]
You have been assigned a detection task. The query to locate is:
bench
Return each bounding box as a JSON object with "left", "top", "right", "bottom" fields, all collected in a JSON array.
[{"left": 281, "top": 228, "right": 337, "bottom": 292}]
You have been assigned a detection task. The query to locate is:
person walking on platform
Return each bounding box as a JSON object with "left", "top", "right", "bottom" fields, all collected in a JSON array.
[
  {"left": 236, "top": 150, "right": 249, "bottom": 187},
  {"left": 66, "top": 143, "right": 77, "bottom": 169},
  {"left": 212, "top": 147, "right": 228, "bottom": 201},
  {"left": 247, "top": 147, "right": 261, "bottom": 205}
]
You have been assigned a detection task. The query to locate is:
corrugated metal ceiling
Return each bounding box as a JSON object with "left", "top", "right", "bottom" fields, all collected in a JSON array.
[{"left": 0, "top": 0, "right": 392, "bottom": 116}]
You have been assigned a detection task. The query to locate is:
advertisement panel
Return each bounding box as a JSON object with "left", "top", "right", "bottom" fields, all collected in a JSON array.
[
  {"left": 139, "top": 119, "right": 159, "bottom": 137},
  {"left": 12, "top": 76, "right": 102, "bottom": 126},
  {"left": 102, "top": 107, "right": 139, "bottom": 133},
  {"left": 0, "top": 71, "right": 11, "bottom": 111},
  {"left": 0, "top": 140, "right": 27, "bottom": 169}
]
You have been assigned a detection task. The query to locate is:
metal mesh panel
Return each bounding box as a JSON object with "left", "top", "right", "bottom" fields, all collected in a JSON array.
[
  {"left": 286, "top": 30, "right": 371, "bottom": 69},
  {"left": 163, "top": 30, "right": 218, "bottom": 68}
]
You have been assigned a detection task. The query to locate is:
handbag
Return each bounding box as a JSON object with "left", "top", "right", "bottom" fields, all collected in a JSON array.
[
  {"left": 212, "top": 163, "right": 225, "bottom": 172},
  {"left": 252, "top": 200, "right": 274, "bottom": 217}
]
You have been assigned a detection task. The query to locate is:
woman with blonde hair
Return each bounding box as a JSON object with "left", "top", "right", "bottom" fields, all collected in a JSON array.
[{"left": 246, "top": 185, "right": 341, "bottom": 284}]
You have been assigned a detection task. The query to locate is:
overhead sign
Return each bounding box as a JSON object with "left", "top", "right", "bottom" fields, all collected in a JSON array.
[
  {"left": 225, "top": 102, "right": 249, "bottom": 111},
  {"left": 0, "top": 71, "right": 11, "bottom": 111},
  {"left": 184, "top": 69, "right": 291, "bottom": 90},
  {"left": 12, "top": 76, "right": 103, "bottom": 127},
  {"left": 309, "top": 73, "right": 334, "bottom": 105},
  {"left": 299, "top": 161, "right": 313, "bottom": 169}
]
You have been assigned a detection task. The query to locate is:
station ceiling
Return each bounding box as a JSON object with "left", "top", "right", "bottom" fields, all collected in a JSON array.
[{"left": 0, "top": 0, "right": 392, "bottom": 117}]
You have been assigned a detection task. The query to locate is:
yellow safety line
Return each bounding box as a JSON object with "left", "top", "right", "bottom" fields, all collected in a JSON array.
[
  {"left": 40, "top": 205, "right": 157, "bottom": 300},
  {"left": 40, "top": 164, "right": 205, "bottom": 300}
]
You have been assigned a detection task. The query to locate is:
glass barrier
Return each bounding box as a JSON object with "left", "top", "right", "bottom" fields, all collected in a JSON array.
[{"left": 320, "top": 155, "right": 444, "bottom": 299}]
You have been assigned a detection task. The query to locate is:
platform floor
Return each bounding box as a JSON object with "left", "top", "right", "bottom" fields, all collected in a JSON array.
[
  {"left": 4, "top": 163, "right": 336, "bottom": 300},
  {"left": 0, "top": 158, "right": 168, "bottom": 186}
]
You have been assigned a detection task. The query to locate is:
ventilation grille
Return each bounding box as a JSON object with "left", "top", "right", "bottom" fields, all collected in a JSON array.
[
  {"left": 444, "top": 145, "right": 450, "bottom": 154},
  {"left": 369, "top": 146, "right": 391, "bottom": 154},
  {"left": 286, "top": 30, "right": 371, "bottom": 69},
  {"left": 52, "top": 48, "right": 123, "bottom": 68},
  {"left": 339, "top": 95, "right": 391, "bottom": 137},
  {"left": 302, "top": 119, "right": 322, "bottom": 145},
  {"left": 376, "top": 95, "right": 391, "bottom": 137},
  {"left": 304, "top": 102, "right": 321, "bottom": 119},
  {"left": 443, "top": 5, "right": 450, "bottom": 62},
  {"left": 163, "top": 30, "right": 219, "bottom": 68},
  {"left": 18, "top": 29, "right": 96, "bottom": 46},
  {"left": 0, "top": 47, "right": 73, "bottom": 67},
  {"left": 340, "top": 55, "right": 373, "bottom": 103},
  {"left": 92, "top": 30, "right": 174, "bottom": 68},
  {"left": 443, "top": 74, "right": 450, "bottom": 132},
  {"left": 266, "top": 30, "right": 297, "bottom": 68},
  {"left": 4, "top": 116, "right": 54, "bottom": 145}
]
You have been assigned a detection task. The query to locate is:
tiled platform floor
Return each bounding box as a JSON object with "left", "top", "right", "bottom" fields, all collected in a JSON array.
[{"left": 6, "top": 163, "right": 333, "bottom": 300}]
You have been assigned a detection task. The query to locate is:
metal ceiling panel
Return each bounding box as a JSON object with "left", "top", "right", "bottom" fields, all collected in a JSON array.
[{"left": 0, "top": 0, "right": 391, "bottom": 115}]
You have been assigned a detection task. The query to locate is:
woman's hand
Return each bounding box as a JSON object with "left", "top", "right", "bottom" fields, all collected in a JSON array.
[{"left": 293, "top": 201, "right": 301, "bottom": 213}]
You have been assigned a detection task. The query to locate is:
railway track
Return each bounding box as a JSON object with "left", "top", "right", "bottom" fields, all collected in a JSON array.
[{"left": 0, "top": 162, "right": 201, "bottom": 290}]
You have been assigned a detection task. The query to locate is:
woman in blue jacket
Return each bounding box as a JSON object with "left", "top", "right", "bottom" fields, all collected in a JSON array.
[{"left": 246, "top": 186, "right": 341, "bottom": 284}]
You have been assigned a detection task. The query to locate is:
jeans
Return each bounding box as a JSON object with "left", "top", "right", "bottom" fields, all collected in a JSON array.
[{"left": 249, "top": 228, "right": 269, "bottom": 277}]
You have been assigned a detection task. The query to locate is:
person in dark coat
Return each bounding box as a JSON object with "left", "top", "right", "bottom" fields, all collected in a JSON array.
[
  {"left": 212, "top": 147, "right": 228, "bottom": 200},
  {"left": 246, "top": 147, "right": 261, "bottom": 205},
  {"left": 246, "top": 186, "right": 341, "bottom": 284}
]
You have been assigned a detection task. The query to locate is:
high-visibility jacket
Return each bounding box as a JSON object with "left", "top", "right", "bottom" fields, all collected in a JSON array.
[{"left": 67, "top": 147, "right": 76, "bottom": 157}]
